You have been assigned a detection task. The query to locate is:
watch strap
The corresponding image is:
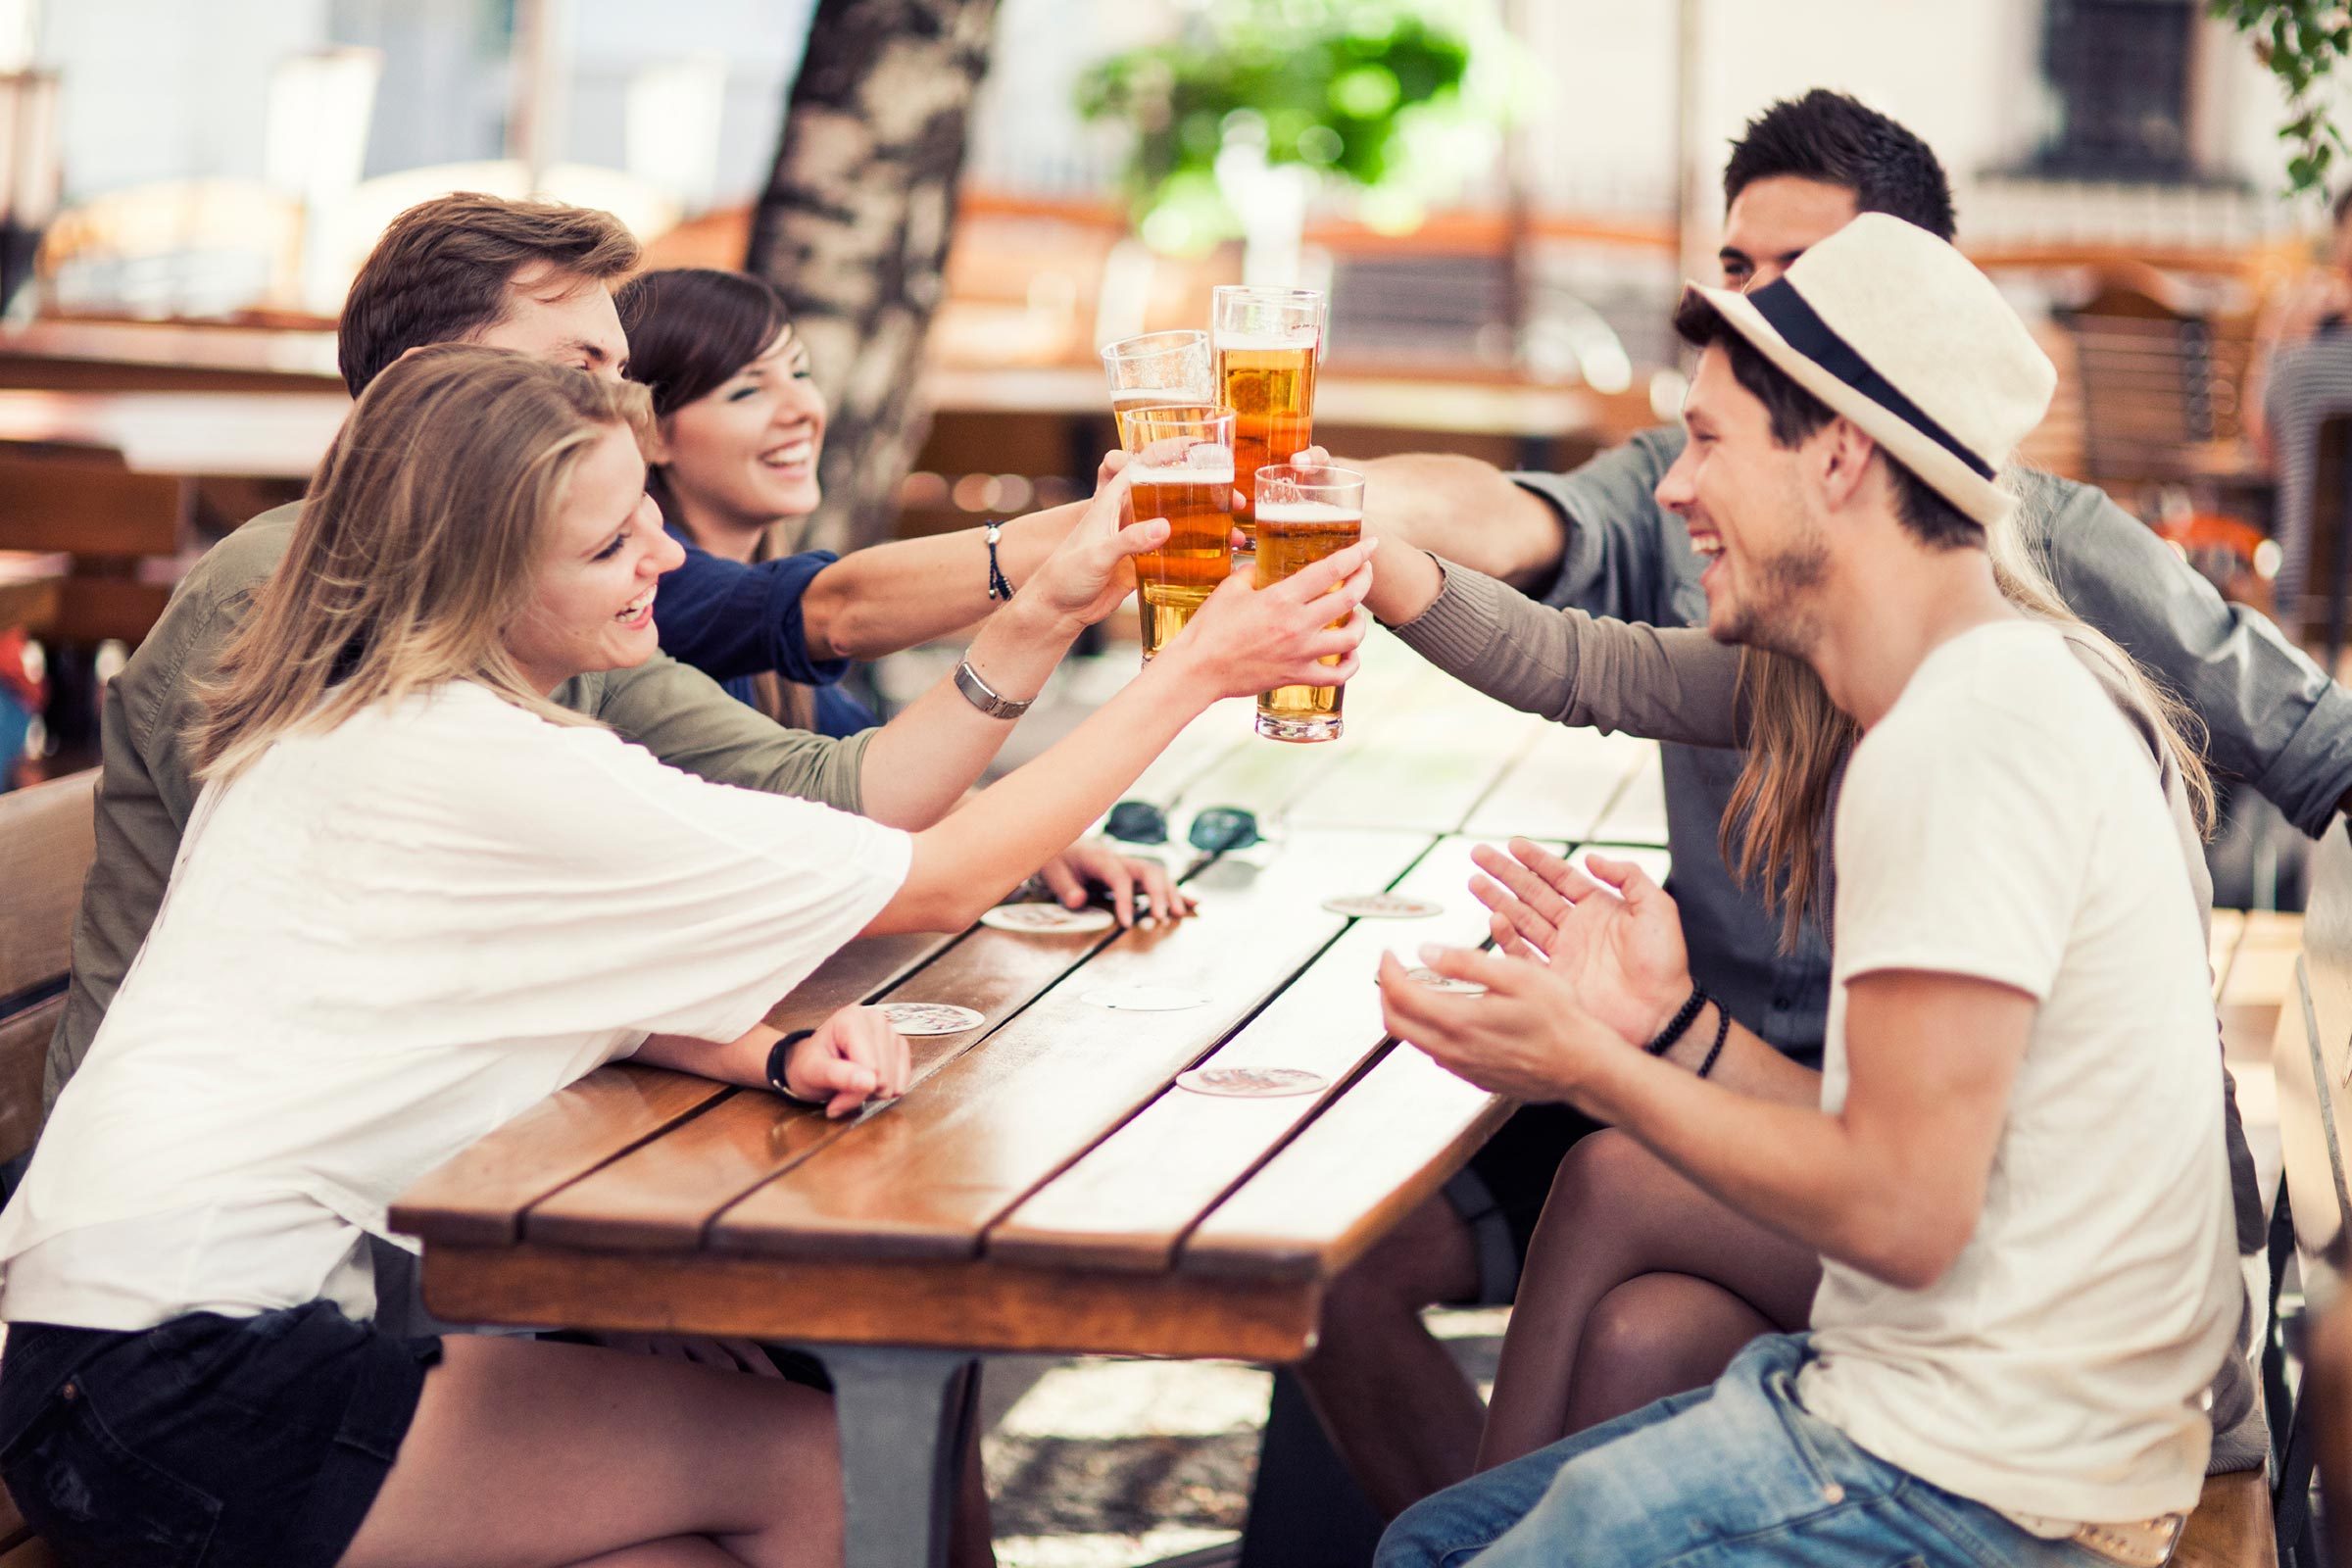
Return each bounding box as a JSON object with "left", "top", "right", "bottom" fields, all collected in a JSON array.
[
  {"left": 954, "top": 658, "right": 1033, "bottom": 720},
  {"left": 766, "top": 1028, "right": 822, "bottom": 1103}
]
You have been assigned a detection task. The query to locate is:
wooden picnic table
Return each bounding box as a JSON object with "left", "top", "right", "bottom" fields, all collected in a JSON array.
[{"left": 389, "top": 644, "right": 1667, "bottom": 1568}]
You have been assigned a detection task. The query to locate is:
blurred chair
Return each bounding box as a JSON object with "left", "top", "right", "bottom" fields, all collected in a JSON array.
[{"left": 2057, "top": 264, "right": 2261, "bottom": 510}]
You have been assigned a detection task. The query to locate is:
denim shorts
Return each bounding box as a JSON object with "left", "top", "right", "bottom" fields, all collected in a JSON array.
[{"left": 0, "top": 1300, "right": 440, "bottom": 1568}]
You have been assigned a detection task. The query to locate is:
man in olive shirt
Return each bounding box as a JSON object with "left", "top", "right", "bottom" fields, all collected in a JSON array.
[
  {"left": 1288, "top": 90, "right": 2323, "bottom": 1525},
  {"left": 48, "top": 193, "right": 1098, "bottom": 1108}
]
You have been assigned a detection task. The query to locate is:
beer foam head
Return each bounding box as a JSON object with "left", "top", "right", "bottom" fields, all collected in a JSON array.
[
  {"left": 1253, "top": 498, "right": 1360, "bottom": 525},
  {"left": 1131, "top": 441, "right": 1234, "bottom": 484},
  {"left": 1216, "top": 331, "right": 1318, "bottom": 352}
]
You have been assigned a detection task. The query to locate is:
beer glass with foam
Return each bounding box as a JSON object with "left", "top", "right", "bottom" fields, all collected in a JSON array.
[
  {"left": 1126, "top": 404, "right": 1237, "bottom": 662},
  {"left": 1252, "top": 463, "right": 1363, "bottom": 742},
  {"left": 1211, "top": 286, "right": 1325, "bottom": 546},
  {"left": 1102, "top": 330, "right": 1212, "bottom": 448}
]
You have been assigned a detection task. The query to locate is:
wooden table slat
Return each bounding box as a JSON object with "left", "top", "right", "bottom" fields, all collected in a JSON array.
[
  {"left": 526, "top": 924, "right": 1121, "bottom": 1250},
  {"left": 708, "top": 828, "right": 1432, "bottom": 1262},
  {"left": 1462, "top": 722, "right": 1650, "bottom": 842},
  {"left": 990, "top": 835, "right": 1561, "bottom": 1272},
  {"left": 388, "top": 1063, "right": 730, "bottom": 1247},
  {"left": 1182, "top": 1033, "right": 1512, "bottom": 1283}
]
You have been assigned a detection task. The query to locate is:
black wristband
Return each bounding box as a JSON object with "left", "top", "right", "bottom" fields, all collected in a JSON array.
[
  {"left": 985, "top": 521, "right": 1015, "bottom": 603},
  {"left": 765, "top": 1028, "right": 820, "bottom": 1103},
  {"left": 1694, "top": 1002, "right": 1731, "bottom": 1080},
  {"left": 1643, "top": 986, "right": 1708, "bottom": 1056}
]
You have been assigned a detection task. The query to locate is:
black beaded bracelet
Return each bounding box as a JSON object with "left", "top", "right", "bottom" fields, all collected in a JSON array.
[
  {"left": 1694, "top": 1002, "right": 1732, "bottom": 1080},
  {"left": 1643, "top": 986, "right": 1708, "bottom": 1056},
  {"left": 765, "top": 1028, "right": 820, "bottom": 1103}
]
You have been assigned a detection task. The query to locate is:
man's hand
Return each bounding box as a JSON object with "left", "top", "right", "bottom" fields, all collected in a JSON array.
[
  {"left": 1468, "top": 840, "right": 1692, "bottom": 1044},
  {"left": 1376, "top": 946, "right": 1633, "bottom": 1104},
  {"left": 783, "top": 1004, "right": 912, "bottom": 1119},
  {"left": 1032, "top": 838, "right": 1195, "bottom": 926}
]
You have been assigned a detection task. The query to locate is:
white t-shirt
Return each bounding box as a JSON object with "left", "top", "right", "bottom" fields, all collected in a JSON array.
[
  {"left": 1793, "top": 620, "right": 2239, "bottom": 1523},
  {"left": 0, "top": 682, "right": 910, "bottom": 1331}
]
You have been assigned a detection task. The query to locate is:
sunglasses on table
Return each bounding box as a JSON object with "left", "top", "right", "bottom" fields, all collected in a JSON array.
[{"left": 1104, "top": 800, "right": 1264, "bottom": 856}]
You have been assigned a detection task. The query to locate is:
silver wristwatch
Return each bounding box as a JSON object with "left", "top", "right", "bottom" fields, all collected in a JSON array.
[{"left": 954, "top": 658, "right": 1033, "bottom": 720}]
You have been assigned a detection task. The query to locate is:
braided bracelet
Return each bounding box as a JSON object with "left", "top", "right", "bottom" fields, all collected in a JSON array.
[{"left": 1643, "top": 986, "right": 1708, "bottom": 1056}]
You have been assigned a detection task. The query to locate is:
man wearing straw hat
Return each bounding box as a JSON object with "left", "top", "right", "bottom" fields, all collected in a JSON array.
[{"left": 1371, "top": 214, "right": 2238, "bottom": 1566}]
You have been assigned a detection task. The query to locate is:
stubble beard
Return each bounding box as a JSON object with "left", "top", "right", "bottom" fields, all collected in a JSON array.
[{"left": 1716, "top": 532, "right": 1830, "bottom": 661}]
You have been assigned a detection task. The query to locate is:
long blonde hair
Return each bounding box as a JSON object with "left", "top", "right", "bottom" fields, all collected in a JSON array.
[
  {"left": 1725, "top": 466, "right": 2216, "bottom": 950},
  {"left": 190, "top": 345, "right": 655, "bottom": 782}
]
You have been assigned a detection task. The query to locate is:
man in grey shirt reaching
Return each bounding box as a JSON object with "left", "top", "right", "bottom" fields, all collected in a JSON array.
[{"left": 1290, "top": 88, "right": 2336, "bottom": 1524}]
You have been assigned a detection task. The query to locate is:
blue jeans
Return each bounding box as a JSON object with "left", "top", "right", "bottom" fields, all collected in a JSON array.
[{"left": 1379, "top": 1335, "right": 2115, "bottom": 1568}]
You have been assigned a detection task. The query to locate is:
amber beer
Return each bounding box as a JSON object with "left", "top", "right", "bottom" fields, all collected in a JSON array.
[
  {"left": 1102, "top": 330, "right": 1212, "bottom": 449},
  {"left": 1126, "top": 406, "right": 1238, "bottom": 662},
  {"left": 1211, "top": 287, "right": 1326, "bottom": 545},
  {"left": 1252, "top": 464, "right": 1365, "bottom": 742}
]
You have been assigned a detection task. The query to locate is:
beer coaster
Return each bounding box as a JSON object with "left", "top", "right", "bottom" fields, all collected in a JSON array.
[
  {"left": 1081, "top": 984, "right": 1207, "bottom": 1011},
  {"left": 1323, "top": 893, "right": 1443, "bottom": 919},
  {"left": 1405, "top": 966, "right": 1488, "bottom": 996},
  {"left": 980, "top": 904, "right": 1116, "bottom": 935},
  {"left": 879, "top": 1003, "right": 986, "bottom": 1036},
  {"left": 1176, "top": 1065, "right": 1328, "bottom": 1099}
]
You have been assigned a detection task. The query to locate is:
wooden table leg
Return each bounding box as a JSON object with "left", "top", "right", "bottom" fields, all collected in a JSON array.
[{"left": 809, "top": 1345, "right": 978, "bottom": 1568}]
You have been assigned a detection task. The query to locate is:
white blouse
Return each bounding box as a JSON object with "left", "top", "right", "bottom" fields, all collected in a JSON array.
[{"left": 0, "top": 681, "right": 910, "bottom": 1331}]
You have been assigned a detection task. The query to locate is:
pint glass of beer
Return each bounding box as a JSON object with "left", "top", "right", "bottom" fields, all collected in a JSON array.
[
  {"left": 1126, "top": 404, "right": 1237, "bottom": 662},
  {"left": 1102, "top": 330, "right": 1212, "bottom": 449},
  {"left": 1211, "top": 286, "right": 1325, "bottom": 546},
  {"left": 1252, "top": 463, "right": 1364, "bottom": 742}
]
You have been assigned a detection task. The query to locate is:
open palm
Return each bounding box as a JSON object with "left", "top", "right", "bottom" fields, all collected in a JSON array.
[{"left": 1467, "top": 838, "right": 1692, "bottom": 1047}]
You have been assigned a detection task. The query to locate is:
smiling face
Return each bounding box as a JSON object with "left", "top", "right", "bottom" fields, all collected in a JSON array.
[
  {"left": 653, "top": 325, "right": 825, "bottom": 545},
  {"left": 1653, "top": 344, "right": 1829, "bottom": 654},
  {"left": 502, "top": 422, "right": 686, "bottom": 693},
  {"left": 1719, "top": 176, "right": 1861, "bottom": 292}
]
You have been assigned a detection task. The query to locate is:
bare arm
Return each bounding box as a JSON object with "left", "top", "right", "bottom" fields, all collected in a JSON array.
[
  {"left": 637, "top": 1006, "right": 912, "bottom": 1119},
  {"left": 866, "top": 543, "right": 1374, "bottom": 934},
  {"left": 1384, "top": 954, "right": 2033, "bottom": 1290},
  {"left": 1355, "top": 452, "right": 1566, "bottom": 590},
  {"left": 797, "top": 503, "right": 1085, "bottom": 662}
]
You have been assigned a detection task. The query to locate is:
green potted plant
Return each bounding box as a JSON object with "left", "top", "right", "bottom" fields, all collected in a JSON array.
[{"left": 1076, "top": 0, "right": 1519, "bottom": 282}]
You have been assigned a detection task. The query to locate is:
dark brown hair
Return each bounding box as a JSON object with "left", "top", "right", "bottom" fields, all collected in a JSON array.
[
  {"left": 614, "top": 268, "right": 815, "bottom": 730},
  {"left": 1723, "top": 89, "right": 1956, "bottom": 243},
  {"left": 337, "top": 193, "right": 641, "bottom": 397}
]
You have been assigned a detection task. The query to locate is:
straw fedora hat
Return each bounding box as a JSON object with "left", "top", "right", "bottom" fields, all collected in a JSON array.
[{"left": 1681, "top": 213, "right": 2054, "bottom": 526}]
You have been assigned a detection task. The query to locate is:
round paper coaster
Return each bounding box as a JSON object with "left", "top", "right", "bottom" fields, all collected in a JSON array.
[
  {"left": 879, "top": 1002, "right": 986, "bottom": 1036},
  {"left": 980, "top": 904, "right": 1117, "bottom": 935},
  {"left": 1080, "top": 984, "right": 1208, "bottom": 1011},
  {"left": 1177, "top": 1065, "right": 1328, "bottom": 1099},
  {"left": 1323, "top": 893, "right": 1443, "bottom": 919},
  {"left": 1404, "top": 966, "right": 1489, "bottom": 996}
]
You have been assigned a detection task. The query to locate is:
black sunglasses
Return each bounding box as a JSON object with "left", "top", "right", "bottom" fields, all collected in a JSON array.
[{"left": 1105, "top": 799, "right": 1263, "bottom": 855}]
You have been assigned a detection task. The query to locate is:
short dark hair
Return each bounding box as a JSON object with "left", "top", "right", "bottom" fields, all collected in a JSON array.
[
  {"left": 1672, "top": 292, "right": 1978, "bottom": 550},
  {"left": 337, "top": 193, "right": 641, "bottom": 397},
  {"left": 1723, "top": 90, "right": 1957, "bottom": 242}
]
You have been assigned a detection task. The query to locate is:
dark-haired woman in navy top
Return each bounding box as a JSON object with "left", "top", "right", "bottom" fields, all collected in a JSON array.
[{"left": 622, "top": 266, "right": 1187, "bottom": 919}]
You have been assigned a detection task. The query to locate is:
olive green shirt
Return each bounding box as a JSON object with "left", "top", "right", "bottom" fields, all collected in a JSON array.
[{"left": 45, "top": 503, "right": 873, "bottom": 1108}]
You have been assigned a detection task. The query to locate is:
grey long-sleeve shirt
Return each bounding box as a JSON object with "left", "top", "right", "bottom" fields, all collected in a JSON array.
[{"left": 1401, "top": 423, "right": 2352, "bottom": 1061}]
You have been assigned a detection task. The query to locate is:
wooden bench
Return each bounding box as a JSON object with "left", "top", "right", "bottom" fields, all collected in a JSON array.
[{"left": 0, "top": 767, "right": 93, "bottom": 1565}]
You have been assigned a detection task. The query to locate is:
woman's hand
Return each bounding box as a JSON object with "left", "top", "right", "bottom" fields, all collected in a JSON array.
[
  {"left": 1468, "top": 841, "right": 1692, "bottom": 1046},
  {"left": 1376, "top": 947, "right": 1626, "bottom": 1105},
  {"left": 783, "top": 1004, "right": 912, "bottom": 1118},
  {"left": 1032, "top": 837, "right": 1193, "bottom": 926},
  {"left": 1158, "top": 539, "right": 1374, "bottom": 702},
  {"left": 1016, "top": 450, "right": 1171, "bottom": 630}
]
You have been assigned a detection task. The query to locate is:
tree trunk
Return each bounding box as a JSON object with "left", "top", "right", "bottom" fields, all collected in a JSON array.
[{"left": 746, "top": 0, "right": 1003, "bottom": 556}]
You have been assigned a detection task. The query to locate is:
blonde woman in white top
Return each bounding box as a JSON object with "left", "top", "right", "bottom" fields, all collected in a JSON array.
[{"left": 0, "top": 346, "right": 1370, "bottom": 1568}]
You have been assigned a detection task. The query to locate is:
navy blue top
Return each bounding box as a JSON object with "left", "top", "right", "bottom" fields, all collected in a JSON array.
[{"left": 652, "top": 525, "right": 878, "bottom": 739}]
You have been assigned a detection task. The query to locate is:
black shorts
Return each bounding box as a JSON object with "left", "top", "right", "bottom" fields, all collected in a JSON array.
[
  {"left": 0, "top": 1299, "right": 440, "bottom": 1568},
  {"left": 1444, "top": 1102, "right": 1606, "bottom": 1306}
]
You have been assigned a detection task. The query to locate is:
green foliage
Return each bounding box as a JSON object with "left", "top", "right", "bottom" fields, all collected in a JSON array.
[
  {"left": 2213, "top": 0, "right": 2352, "bottom": 196},
  {"left": 1075, "top": 0, "right": 1509, "bottom": 251}
]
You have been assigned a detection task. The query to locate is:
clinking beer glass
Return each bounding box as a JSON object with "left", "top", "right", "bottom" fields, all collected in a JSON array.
[
  {"left": 1211, "top": 285, "right": 1325, "bottom": 548},
  {"left": 1125, "top": 404, "right": 1237, "bottom": 662},
  {"left": 1252, "top": 463, "right": 1364, "bottom": 742},
  {"left": 1102, "top": 329, "right": 1212, "bottom": 448}
]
